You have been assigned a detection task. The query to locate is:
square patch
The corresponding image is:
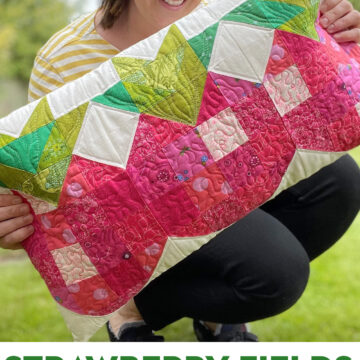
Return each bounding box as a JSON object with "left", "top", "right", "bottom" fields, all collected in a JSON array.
[
  {"left": 197, "top": 107, "right": 248, "bottom": 161},
  {"left": 51, "top": 243, "right": 99, "bottom": 286},
  {"left": 182, "top": 162, "right": 231, "bottom": 212},
  {"left": 163, "top": 128, "right": 214, "bottom": 182},
  {"left": 147, "top": 185, "right": 200, "bottom": 236},
  {"left": 264, "top": 64, "right": 311, "bottom": 117}
]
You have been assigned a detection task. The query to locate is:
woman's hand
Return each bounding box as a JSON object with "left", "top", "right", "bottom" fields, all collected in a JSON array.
[
  {"left": 0, "top": 194, "right": 34, "bottom": 250},
  {"left": 319, "top": 0, "right": 360, "bottom": 42}
]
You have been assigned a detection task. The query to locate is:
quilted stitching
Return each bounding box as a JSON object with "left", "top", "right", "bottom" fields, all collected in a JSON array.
[{"left": 0, "top": 0, "right": 359, "bottom": 340}]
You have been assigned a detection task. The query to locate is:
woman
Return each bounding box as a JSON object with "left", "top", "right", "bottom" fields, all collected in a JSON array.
[{"left": 1, "top": 0, "right": 360, "bottom": 342}]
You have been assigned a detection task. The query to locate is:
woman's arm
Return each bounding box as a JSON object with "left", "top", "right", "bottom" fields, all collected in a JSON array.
[{"left": 320, "top": 0, "right": 360, "bottom": 42}]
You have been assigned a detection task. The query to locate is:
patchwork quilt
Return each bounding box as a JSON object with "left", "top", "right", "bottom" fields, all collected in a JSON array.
[{"left": 1, "top": 0, "right": 360, "bottom": 341}]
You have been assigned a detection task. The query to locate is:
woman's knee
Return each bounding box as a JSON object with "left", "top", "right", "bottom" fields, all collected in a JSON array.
[
  {"left": 230, "top": 236, "right": 310, "bottom": 319},
  {"left": 326, "top": 154, "right": 360, "bottom": 211}
]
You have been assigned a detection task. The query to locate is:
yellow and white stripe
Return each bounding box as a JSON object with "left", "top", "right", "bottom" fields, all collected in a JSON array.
[{"left": 28, "top": 11, "right": 119, "bottom": 102}]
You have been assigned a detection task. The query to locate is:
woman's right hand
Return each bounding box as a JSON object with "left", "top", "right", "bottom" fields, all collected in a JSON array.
[{"left": 0, "top": 194, "right": 34, "bottom": 250}]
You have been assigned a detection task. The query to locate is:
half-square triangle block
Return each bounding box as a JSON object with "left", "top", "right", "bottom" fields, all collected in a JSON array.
[
  {"left": 73, "top": 103, "right": 139, "bottom": 169},
  {"left": 208, "top": 21, "right": 274, "bottom": 83}
]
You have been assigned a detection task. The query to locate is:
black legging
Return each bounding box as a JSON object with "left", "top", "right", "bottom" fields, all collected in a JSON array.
[{"left": 134, "top": 154, "right": 360, "bottom": 330}]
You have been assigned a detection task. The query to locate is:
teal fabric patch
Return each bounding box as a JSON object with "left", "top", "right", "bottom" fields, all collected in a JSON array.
[
  {"left": 92, "top": 82, "right": 140, "bottom": 113},
  {"left": 0, "top": 122, "right": 54, "bottom": 174},
  {"left": 188, "top": 22, "right": 219, "bottom": 69}
]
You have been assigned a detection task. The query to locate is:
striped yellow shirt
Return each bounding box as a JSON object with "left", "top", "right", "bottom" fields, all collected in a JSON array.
[
  {"left": 28, "top": 10, "right": 119, "bottom": 102},
  {"left": 28, "top": 1, "right": 209, "bottom": 103}
]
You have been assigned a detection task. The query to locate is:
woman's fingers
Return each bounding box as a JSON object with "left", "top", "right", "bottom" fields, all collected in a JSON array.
[
  {"left": 0, "top": 225, "right": 34, "bottom": 250},
  {"left": 333, "top": 27, "right": 360, "bottom": 42},
  {"left": 327, "top": 10, "right": 360, "bottom": 33},
  {"left": 320, "top": 0, "right": 353, "bottom": 28},
  {"left": 320, "top": 0, "right": 342, "bottom": 14},
  {"left": 0, "top": 203, "right": 31, "bottom": 222},
  {"left": 0, "top": 194, "right": 23, "bottom": 207},
  {"left": 0, "top": 214, "right": 34, "bottom": 238}
]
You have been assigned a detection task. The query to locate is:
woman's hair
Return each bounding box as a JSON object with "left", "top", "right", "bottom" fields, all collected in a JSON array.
[{"left": 100, "top": 0, "right": 129, "bottom": 29}]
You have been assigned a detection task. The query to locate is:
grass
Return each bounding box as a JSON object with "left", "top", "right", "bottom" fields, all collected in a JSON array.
[{"left": 0, "top": 149, "right": 359, "bottom": 342}]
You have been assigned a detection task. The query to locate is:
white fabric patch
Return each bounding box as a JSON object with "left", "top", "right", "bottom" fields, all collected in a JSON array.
[
  {"left": 147, "top": 232, "right": 220, "bottom": 285},
  {"left": 198, "top": 107, "right": 248, "bottom": 161},
  {"left": 264, "top": 64, "right": 311, "bottom": 116},
  {"left": 47, "top": 61, "right": 120, "bottom": 119},
  {"left": 51, "top": 243, "right": 99, "bottom": 286},
  {"left": 177, "top": 0, "right": 243, "bottom": 40},
  {"left": 73, "top": 103, "right": 139, "bottom": 169},
  {"left": 0, "top": 98, "right": 41, "bottom": 138},
  {"left": 270, "top": 149, "right": 345, "bottom": 200},
  {"left": 209, "top": 21, "right": 274, "bottom": 83},
  {"left": 57, "top": 303, "right": 114, "bottom": 342},
  {"left": 114, "top": 27, "right": 169, "bottom": 61}
]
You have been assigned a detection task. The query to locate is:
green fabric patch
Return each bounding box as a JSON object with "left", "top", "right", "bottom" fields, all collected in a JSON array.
[
  {"left": 0, "top": 179, "right": 8, "bottom": 188},
  {"left": 38, "top": 123, "right": 72, "bottom": 172},
  {"left": 188, "top": 22, "right": 219, "bottom": 69},
  {"left": 0, "top": 134, "right": 16, "bottom": 148},
  {"left": 20, "top": 98, "right": 54, "bottom": 136},
  {"left": 0, "top": 164, "right": 33, "bottom": 191},
  {"left": 257, "top": 0, "right": 306, "bottom": 28},
  {"left": 22, "top": 156, "right": 71, "bottom": 206},
  {"left": 55, "top": 103, "right": 89, "bottom": 151},
  {"left": 44, "top": 156, "right": 71, "bottom": 192},
  {"left": 0, "top": 122, "right": 54, "bottom": 174},
  {"left": 222, "top": 0, "right": 305, "bottom": 29},
  {"left": 222, "top": 0, "right": 273, "bottom": 28},
  {"left": 92, "top": 82, "right": 140, "bottom": 113},
  {"left": 278, "top": 1, "right": 320, "bottom": 40},
  {"left": 112, "top": 25, "right": 207, "bottom": 125}
]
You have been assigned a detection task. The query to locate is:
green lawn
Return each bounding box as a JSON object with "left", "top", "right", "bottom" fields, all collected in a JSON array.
[{"left": 0, "top": 149, "right": 359, "bottom": 342}]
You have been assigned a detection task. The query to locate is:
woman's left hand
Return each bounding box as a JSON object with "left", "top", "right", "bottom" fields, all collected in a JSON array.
[{"left": 319, "top": 0, "right": 360, "bottom": 42}]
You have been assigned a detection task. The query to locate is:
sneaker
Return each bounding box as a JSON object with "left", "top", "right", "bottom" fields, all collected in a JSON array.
[
  {"left": 106, "top": 320, "right": 164, "bottom": 342},
  {"left": 193, "top": 320, "right": 258, "bottom": 342}
]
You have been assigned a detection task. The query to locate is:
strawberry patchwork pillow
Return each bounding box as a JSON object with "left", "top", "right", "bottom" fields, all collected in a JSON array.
[{"left": 0, "top": 0, "right": 359, "bottom": 341}]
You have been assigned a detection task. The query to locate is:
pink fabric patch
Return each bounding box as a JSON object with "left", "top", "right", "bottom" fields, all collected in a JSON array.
[
  {"left": 265, "top": 30, "right": 294, "bottom": 78},
  {"left": 147, "top": 185, "right": 200, "bottom": 236},
  {"left": 141, "top": 114, "right": 192, "bottom": 149},
  {"left": 68, "top": 275, "right": 122, "bottom": 315},
  {"left": 202, "top": 191, "right": 247, "bottom": 232},
  {"left": 94, "top": 172, "right": 145, "bottom": 224},
  {"left": 209, "top": 72, "right": 258, "bottom": 107},
  {"left": 58, "top": 157, "right": 92, "bottom": 207},
  {"left": 164, "top": 128, "right": 214, "bottom": 182},
  {"left": 307, "top": 75, "right": 356, "bottom": 123},
  {"left": 114, "top": 206, "right": 167, "bottom": 260},
  {"left": 282, "top": 101, "right": 334, "bottom": 151},
  {"left": 217, "top": 143, "right": 264, "bottom": 192},
  {"left": 329, "top": 106, "right": 360, "bottom": 151},
  {"left": 127, "top": 147, "right": 178, "bottom": 204},
  {"left": 233, "top": 85, "right": 296, "bottom": 181},
  {"left": 101, "top": 255, "right": 149, "bottom": 299},
  {"left": 280, "top": 30, "right": 338, "bottom": 96},
  {"left": 41, "top": 209, "right": 76, "bottom": 251},
  {"left": 196, "top": 73, "right": 231, "bottom": 126},
  {"left": 73, "top": 155, "right": 125, "bottom": 190},
  {"left": 78, "top": 226, "right": 128, "bottom": 276},
  {"left": 183, "top": 162, "right": 229, "bottom": 212},
  {"left": 338, "top": 63, "right": 360, "bottom": 102}
]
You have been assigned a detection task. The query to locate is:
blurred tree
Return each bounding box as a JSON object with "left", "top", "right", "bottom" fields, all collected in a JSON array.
[{"left": 0, "top": 0, "right": 74, "bottom": 83}]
